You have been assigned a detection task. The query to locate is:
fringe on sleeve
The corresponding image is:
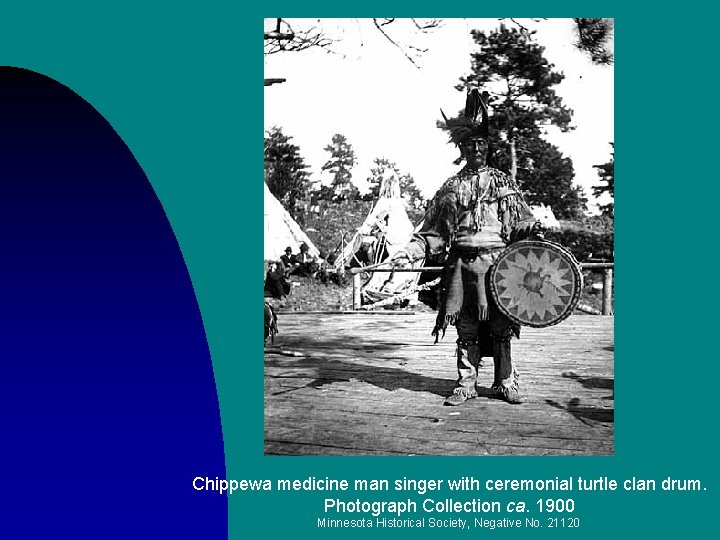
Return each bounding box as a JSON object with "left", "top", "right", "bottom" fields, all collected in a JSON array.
[{"left": 418, "top": 176, "right": 460, "bottom": 254}]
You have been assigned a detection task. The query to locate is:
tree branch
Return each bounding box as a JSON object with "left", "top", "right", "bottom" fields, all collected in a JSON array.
[
  {"left": 372, "top": 18, "right": 421, "bottom": 68},
  {"left": 498, "top": 18, "right": 547, "bottom": 33},
  {"left": 265, "top": 18, "right": 441, "bottom": 68},
  {"left": 264, "top": 18, "right": 335, "bottom": 55}
]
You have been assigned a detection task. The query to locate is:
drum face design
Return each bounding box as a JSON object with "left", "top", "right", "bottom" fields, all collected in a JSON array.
[{"left": 490, "top": 240, "right": 583, "bottom": 327}]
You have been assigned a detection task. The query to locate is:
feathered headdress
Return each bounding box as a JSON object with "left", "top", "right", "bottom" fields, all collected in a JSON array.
[{"left": 439, "top": 88, "right": 489, "bottom": 146}]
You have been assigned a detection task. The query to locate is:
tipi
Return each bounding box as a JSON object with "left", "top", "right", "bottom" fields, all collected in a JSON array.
[
  {"left": 530, "top": 204, "right": 561, "bottom": 230},
  {"left": 264, "top": 182, "right": 319, "bottom": 262},
  {"left": 336, "top": 176, "right": 421, "bottom": 308},
  {"left": 336, "top": 175, "right": 415, "bottom": 270}
]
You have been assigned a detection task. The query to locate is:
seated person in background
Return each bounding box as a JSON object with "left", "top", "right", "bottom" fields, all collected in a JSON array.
[
  {"left": 280, "top": 247, "right": 294, "bottom": 271},
  {"left": 289, "top": 242, "right": 318, "bottom": 277},
  {"left": 264, "top": 260, "right": 291, "bottom": 299}
]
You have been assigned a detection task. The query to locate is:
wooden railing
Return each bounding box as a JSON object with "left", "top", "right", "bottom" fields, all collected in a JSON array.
[
  {"left": 349, "top": 262, "right": 614, "bottom": 314},
  {"left": 579, "top": 262, "right": 614, "bottom": 315}
]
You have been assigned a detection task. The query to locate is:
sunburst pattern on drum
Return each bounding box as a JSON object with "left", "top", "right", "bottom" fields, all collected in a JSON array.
[{"left": 493, "top": 245, "right": 579, "bottom": 326}]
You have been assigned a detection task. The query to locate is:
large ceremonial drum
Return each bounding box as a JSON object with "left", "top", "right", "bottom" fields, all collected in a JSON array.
[{"left": 490, "top": 239, "right": 583, "bottom": 328}]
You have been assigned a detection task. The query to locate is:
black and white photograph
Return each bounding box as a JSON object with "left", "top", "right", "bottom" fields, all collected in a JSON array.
[{"left": 263, "top": 18, "right": 614, "bottom": 456}]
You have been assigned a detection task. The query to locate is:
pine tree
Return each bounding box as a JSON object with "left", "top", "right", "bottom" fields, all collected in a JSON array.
[
  {"left": 593, "top": 143, "right": 614, "bottom": 217},
  {"left": 264, "top": 126, "right": 313, "bottom": 221},
  {"left": 457, "top": 24, "right": 585, "bottom": 217},
  {"left": 321, "top": 133, "right": 358, "bottom": 201},
  {"left": 366, "top": 157, "right": 398, "bottom": 199},
  {"left": 458, "top": 24, "right": 573, "bottom": 139}
]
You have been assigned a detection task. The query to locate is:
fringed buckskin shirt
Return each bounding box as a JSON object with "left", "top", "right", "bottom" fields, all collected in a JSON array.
[{"left": 403, "top": 166, "right": 537, "bottom": 339}]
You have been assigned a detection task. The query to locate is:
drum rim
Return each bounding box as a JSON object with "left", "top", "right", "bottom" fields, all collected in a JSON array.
[{"left": 490, "top": 239, "right": 584, "bottom": 328}]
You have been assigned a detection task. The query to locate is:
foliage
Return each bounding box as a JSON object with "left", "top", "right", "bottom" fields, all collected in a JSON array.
[
  {"left": 499, "top": 18, "right": 614, "bottom": 66},
  {"left": 494, "top": 137, "right": 587, "bottom": 219},
  {"left": 303, "top": 199, "right": 372, "bottom": 257},
  {"left": 593, "top": 143, "right": 614, "bottom": 217},
  {"left": 366, "top": 157, "right": 425, "bottom": 213},
  {"left": 457, "top": 24, "right": 586, "bottom": 217},
  {"left": 264, "top": 126, "right": 313, "bottom": 222},
  {"left": 365, "top": 157, "right": 395, "bottom": 199},
  {"left": 265, "top": 18, "right": 613, "bottom": 67},
  {"left": 545, "top": 229, "right": 614, "bottom": 262},
  {"left": 573, "top": 18, "right": 614, "bottom": 65},
  {"left": 310, "top": 184, "right": 336, "bottom": 204},
  {"left": 321, "top": 133, "right": 358, "bottom": 201},
  {"left": 458, "top": 24, "right": 573, "bottom": 139},
  {"left": 582, "top": 214, "right": 614, "bottom": 233},
  {"left": 399, "top": 173, "right": 426, "bottom": 223}
]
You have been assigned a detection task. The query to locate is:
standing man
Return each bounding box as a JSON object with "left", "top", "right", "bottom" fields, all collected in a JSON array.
[{"left": 394, "top": 89, "right": 544, "bottom": 406}]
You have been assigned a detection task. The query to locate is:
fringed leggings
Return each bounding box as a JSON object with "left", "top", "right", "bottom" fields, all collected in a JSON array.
[{"left": 454, "top": 310, "right": 518, "bottom": 393}]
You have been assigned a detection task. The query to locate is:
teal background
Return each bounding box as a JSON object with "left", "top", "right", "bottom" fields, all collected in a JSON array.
[{"left": 2, "top": 4, "right": 717, "bottom": 538}]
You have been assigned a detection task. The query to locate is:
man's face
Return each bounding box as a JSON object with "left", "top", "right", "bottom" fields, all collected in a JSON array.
[{"left": 460, "top": 137, "right": 488, "bottom": 168}]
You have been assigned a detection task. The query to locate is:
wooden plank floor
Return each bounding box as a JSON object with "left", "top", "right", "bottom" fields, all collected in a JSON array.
[{"left": 265, "top": 313, "right": 614, "bottom": 456}]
